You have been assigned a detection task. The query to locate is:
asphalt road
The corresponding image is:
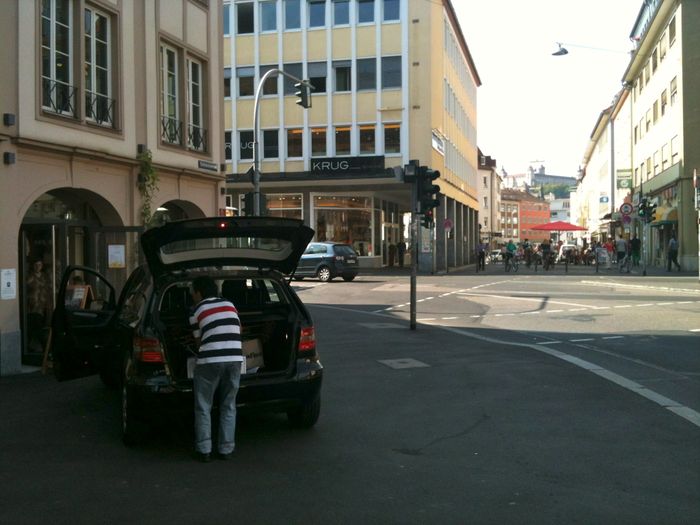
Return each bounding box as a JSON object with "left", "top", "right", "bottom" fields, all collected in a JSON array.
[{"left": 1, "top": 267, "right": 699, "bottom": 524}]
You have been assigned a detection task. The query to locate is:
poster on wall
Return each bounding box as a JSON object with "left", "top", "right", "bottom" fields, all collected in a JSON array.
[
  {"left": 108, "top": 245, "right": 126, "bottom": 269},
  {"left": 1, "top": 269, "right": 17, "bottom": 300}
]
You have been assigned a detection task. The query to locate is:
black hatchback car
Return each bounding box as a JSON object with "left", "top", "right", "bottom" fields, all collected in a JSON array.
[
  {"left": 50, "top": 217, "right": 322, "bottom": 445},
  {"left": 294, "top": 242, "right": 359, "bottom": 282}
]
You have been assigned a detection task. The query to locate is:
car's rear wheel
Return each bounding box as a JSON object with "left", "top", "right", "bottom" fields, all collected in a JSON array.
[
  {"left": 122, "top": 383, "right": 145, "bottom": 447},
  {"left": 342, "top": 275, "right": 355, "bottom": 282},
  {"left": 317, "top": 266, "right": 331, "bottom": 282},
  {"left": 288, "top": 394, "right": 321, "bottom": 428}
]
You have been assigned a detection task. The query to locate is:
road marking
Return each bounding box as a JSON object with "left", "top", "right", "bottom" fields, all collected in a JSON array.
[
  {"left": 676, "top": 301, "right": 693, "bottom": 304},
  {"left": 546, "top": 309, "right": 563, "bottom": 313},
  {"left": 568, "top": 308, "right": 587, "bottom": 312},
  {"left": 417, "top": 318, "right": 436, "bottom": 321},
  {"left": 442, "top": 316, "right": 458, "bottom": 320},
  {"left": 521, "top": 311, "right": 540, "bottom": 315},
  {"left": 690, "top": 329, "right": 700, "bottom": 333},
  {"left": 602, "top": 336, "right": 625, "bottom": 340},
  {"left": 656, "top": 302, "right": 674, "bottom": 306},
  {"left": 637, "top": 304, "right": 654, "bottom": 307},
  {"left": 313, "top": 304, "right": 700, "bottom": 429},
  {"left": 378, "top": 358, "right": 430, "bottom": 370},
  {"left": 358, "top": 322, "right": 404, "bottom": 329},
  {"left": 538, "top": 341, "right": 561, "bottom": 345},
  {"left": 570, "top": 338, "right": 595, "bottom": 342},
  {"left": 470, "top": 315, "right": 483, "bottom": 318},
  {"left": 614, "top": 305, "right": 632, "bottom": 309}
]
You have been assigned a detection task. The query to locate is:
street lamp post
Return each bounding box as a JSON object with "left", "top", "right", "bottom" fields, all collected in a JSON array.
[{"left": 251, "top": 68, "right": 312, "bottom": 215}]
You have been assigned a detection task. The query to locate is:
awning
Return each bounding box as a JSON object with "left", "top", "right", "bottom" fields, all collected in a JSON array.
[{"left": 650, "top": 206, "right": 678, "bottom": 227}]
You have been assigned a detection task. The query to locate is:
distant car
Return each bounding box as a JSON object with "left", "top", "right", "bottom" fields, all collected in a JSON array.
[
  {"left": 294, "top": 242, "right": 359, "bottom": 282},
  {"left": 488, "top": 250, "right": 502, "bottom": 263},
  {"left": 49, "top": 217, "right": 323, "bottom": 446},
  {"left": 556, "top": 244, "right": 578, "bottom": 262}
]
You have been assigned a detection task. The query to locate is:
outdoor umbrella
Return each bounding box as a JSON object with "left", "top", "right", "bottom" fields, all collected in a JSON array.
[{"left": 531, "top": 220, "right": 587, "bottom": 232}]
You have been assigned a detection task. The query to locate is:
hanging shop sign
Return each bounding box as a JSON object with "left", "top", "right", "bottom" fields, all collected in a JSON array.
[{"left": 616, "top": 169, "right": 632, "bottom": 189}]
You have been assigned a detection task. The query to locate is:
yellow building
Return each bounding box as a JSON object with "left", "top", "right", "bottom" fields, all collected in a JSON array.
[
  {"left": 223, "top": 0, "right": 480, "bottom": 269},
  {"left": 0, "top": 0, "right": 225, "bottom": 374}
]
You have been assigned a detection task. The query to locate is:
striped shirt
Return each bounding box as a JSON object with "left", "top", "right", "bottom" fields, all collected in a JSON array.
[{"left": 189, "top": 297, "right": 243, "bottom": 365}]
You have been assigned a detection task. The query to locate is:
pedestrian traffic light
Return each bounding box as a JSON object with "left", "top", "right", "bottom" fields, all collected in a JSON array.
[
  {"left": 295, "top": 82, "right": 312, "bottom": 109},
  {"left": 647, "top": 201, "right": 657, "bottom": 223},
  {"left": 422, "top": 208, "right": 434, "bottom": 228},
  {"left": 417, "top": 167, "right": 441, "bottom": 214},
  {"left": 638, "top": 198, "right": 647, "bottom": 219}
]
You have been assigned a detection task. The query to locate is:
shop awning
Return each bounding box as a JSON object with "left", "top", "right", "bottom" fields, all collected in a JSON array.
[{"left": 650, "top": 206, "right": 678, "bottom": 227}]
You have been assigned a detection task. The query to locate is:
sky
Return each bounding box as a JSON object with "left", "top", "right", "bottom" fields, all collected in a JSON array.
[{"left": 453, "top": 0, "right": 642, "bottom": 177}]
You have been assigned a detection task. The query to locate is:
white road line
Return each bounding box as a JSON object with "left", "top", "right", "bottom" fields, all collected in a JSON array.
[
  {"left": 311, "top": 304, "right": 700, "bottom": 430},
  {"left": 470, "top": 315, "right": 482, "bottom": 318},
  {"left": 570, "top": 338, "right": 595, "bottom": 342},
  {"left": 417, "top": 318, "right": 436, "bottom": 321},
  {"left": 637, "top": 304, "right": 654, "bottom": 307},
  {"left": 595, "top": 306, "right": 610, "bottom": 310},
  {"left": 676, "top": 301, "right": 693, "bottom": 304},
  {"left": 690, "top": 329, "right": 700, "bottom": 333},
  {"left": 656, "top": 302, "right": 674, "bottom": 306},
  {"left": 568, "top": 308, "right": 587, "bottom": 312},
  {"left": 614, "top": 305, "right": 632, "bottom": 308},
  {"left": 538, "top": 341, "right": 562, "bottom": 345},
  {"left": 546, "top": 309, "right": 563, "bottom": 313},
  {"left": 602, "top": 336, "right": 625, "bottom": 340},
  {"left": 442, "top": 316, "right": 458, "bottom": 320},
  {"left": 522, "top": 311, "right": 540, "bottom": 315}
]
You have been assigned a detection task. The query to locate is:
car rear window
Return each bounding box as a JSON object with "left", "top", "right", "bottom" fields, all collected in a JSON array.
[
  {"left": 333, "top": 245, "right": 356, "bottom": 257},
  {"left": 158, "top": 237, "right": 293, "bottom": 265}
]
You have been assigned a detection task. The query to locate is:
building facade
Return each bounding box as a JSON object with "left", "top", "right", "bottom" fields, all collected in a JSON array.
[
  {"left": 501, "top": 189, "right": 550, "bottom": 244},
  {"left": 0, "top": 0, "right": 225, "bottom": 375},
  {"left": 624, "top": 0, "right": 699, "bottom": 271},
  {"left": 477, "top": 149, "right": 502, "bottom": 249},
  {"left": 223, "top": 0, "right": 481, "bottom": 271}
]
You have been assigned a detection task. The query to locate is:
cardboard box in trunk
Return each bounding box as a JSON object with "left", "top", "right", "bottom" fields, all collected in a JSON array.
[{"left": 243, "top": 338, "right": 264, "bottom": 372}]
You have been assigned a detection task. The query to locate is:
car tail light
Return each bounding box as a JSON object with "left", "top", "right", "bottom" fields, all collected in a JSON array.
[
  {"left": 134, "top": 337, "right": 165, "bottom": 363},
  {"left": 298, "top": 326, "right": 316, "bottom": 356}
]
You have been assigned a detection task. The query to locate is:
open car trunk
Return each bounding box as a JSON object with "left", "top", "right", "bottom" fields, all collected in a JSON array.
[{"left": 155, "top": 276, "right": 301, "bottom": 383}]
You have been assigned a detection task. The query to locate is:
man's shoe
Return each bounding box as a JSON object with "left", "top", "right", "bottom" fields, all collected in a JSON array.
[
  {"left": 193, "top": 451, "right": 211, "bottom": 463},
  {"left": 217, "top": 452, "right": 234, "bottom": 460}
]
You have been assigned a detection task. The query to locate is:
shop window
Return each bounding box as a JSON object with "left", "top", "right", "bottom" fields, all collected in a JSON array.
[
  {"left": 333, "top": 60, "right": 351, "bottom": 92},
  {"left": 237, "top": 2, "right": 254, "bottom": 34},
  {"left": 311, "top": 127, "right": 327, "bottom": 157},
  {"left": 335, "top": 126, "right": 351, "bottom": 155},
  {"left": 285, "top": 0, "right": 300, "bottom": 29},
  {"left": 383, "top": 0, "right": 399, "bottom": 21},
  {"left": 308, "top": 0, "right": 325, "bottom": 28},
  {"left": 287, "top": 128, "right": 303, "bottom": 158},
  {"left": 283, "top": 62, "right": 302, "bottom": 95},
  {"left": 358, "top": 0, "right": 374, "bottom": 23},
  {"left": 266, "top": 194, "right": 303, "bottom": 220},
  {"left": 313, "top": 196, "right": 373, "bottom": 256},
  {"left": 383, "top": 123, "right": 400, "bottom": 154},
  {"left": 260, "top": 1, "right": 277, "bottom": 32},
  {"left": 237, "top": 66, "right": 255, "bottom": 97},
  {"left": 334, "top": 0, "right": 349, "bottom": 25},
  {"left": 259, "top": 65, "right": 278, "bottom": 95},
  {"left": 359, "top": 124, "right": 375, "bottom": 154},
  {"left": 263, "top": 129, "right": 279, "bottom": 159},
  {"left": 381, "top": 56, "right": 401, "bottom": 89},
  {"left": 357, "top": 58, "right": 376, "bottom": 91},
  {"left": 308, "top": 62, "right": 327, "bottom": 93},
  {"left": 239, "top": 129, "right": 253, "bottom": 160}
]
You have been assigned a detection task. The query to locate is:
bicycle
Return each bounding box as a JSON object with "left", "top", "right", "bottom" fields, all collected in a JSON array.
[{"left": 504, "top": 254, "right": 519, "bottom": 272}]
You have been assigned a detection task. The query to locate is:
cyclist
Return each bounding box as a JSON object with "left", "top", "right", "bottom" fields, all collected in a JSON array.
[
  {"left": 523, "top": 238, "right": 532, "bottom": 267},
  {"left": 541, "top": 238, "right": 553, "bottom": 270},
  {"left": 504, "top": 239, "right": 517, "bottom": 271}
]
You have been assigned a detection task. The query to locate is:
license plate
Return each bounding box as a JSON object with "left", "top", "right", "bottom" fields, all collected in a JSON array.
[{"left": 346, "top": 259, "right": 356, "bottom": 264}]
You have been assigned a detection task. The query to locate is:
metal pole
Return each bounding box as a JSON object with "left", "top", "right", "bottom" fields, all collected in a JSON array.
[
  {"left": 252, "top": 68, "right": 308, "bottom": 216},
  {"left": 410, "top": 181, "right": 417, "bottom": 330}
]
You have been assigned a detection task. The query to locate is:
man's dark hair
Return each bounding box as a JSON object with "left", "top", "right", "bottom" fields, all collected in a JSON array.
[{"left": 192, "top": 276, "right": 218, "bottom": 299}]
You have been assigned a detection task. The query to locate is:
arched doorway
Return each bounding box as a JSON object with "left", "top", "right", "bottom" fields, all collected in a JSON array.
[
  {"left": 148, "top": 199, "right": 206, "bottom": 228},
  {"left": 19, "top": 189, "right": 132, "bottom": 366}
]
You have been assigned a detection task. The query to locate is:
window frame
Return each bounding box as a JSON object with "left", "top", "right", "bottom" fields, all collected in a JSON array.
[
  {"left": 357, "top": 0, "right": 375, "bottom": 24},
  {"left": 359, "top": 124, "right": 376, "bottom": 155},
  {"left": 262, "top": 128, "right": 280, "bottom": 159},
  {"left": 160, "top": 42, "right": 181, "bottom": 145},
  {"left": 284, "top": 0, "right": 301, "bottom": 30},
  {"left": 356, "top": 58, "right": 376, "bottom": 91},
  {"left": 333, "top": 60, "right": 351, "bottom": 92},
  {"left": 239, "top": 129, "right": 254, "bottom": 160},
  {"left": 308, "top": 61, "right": 327, "bottom": 94},
  {"left": 84, "top": 5, "right": 113, "bottom": 127},
  {"left": 381, "top": 55, "right": 401, "bottom": 90},
  {"left": 383, "top": 122, "right": 400, "bottom": 154},
  {"left": 236, "top": 1, "right": 254, "bottom": 35},
  {"left": 311, "top": 127, "right": 327, "bottom": 157},
  {"left": 41, "top": 0, "right": 75, "bottom": 116},
  {"left": 237, "top": 66, "right": 255, "bottom": 97},
  {"left": 187, "top": 57, "right": 206, "bottom": 152},
  {"left": 286, "top": 127, "right": 304, "bottom": 159},
  {"left": 308, "top": 0, "right": 326, "bottom": 29},
  {"left": 223, "top": 3, "right": 231, "bottom": 35},
  {"left": 259, "top": 1, "right": 277, "bottom": 32},
  {"left": 334, "top": 125, "right": 351, "bottom": 156},
  {"left": 382, "top": 0, "right": 400, "bottom": 22},
  {"left": 333, "top": 0, "right": 350, "bottom": 26}
]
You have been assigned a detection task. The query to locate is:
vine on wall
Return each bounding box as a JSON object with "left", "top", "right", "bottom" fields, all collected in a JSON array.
[{"left": 137, "top": 149, "right": 159, "bottom": 225}]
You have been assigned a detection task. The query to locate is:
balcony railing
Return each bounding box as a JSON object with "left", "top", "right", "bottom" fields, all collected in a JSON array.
[
  {"left": 188, "top": 124, "right": 208, "bottom": 152},
  {"left": 42, "top": 78, "right": 76, "bottom": 117},
  {"left": 85, "top": 92, "right": 115, "bottom": 127},
  {"left": 161, "top": 116, "right": 182, "bottom": 145}
]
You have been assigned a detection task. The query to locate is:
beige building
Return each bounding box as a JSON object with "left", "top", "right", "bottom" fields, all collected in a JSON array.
[
  {"left": 0, "top": 0, "right": 225, "bottom": 375},
  {"left": 624, "top": 0, "right": 699, "bottom": 271},
  {"left": 477, "top": 149, "right": 502, "bottom": 249},
  {"left": 223, "top": 0, "right": 481, "bottom": 270}
]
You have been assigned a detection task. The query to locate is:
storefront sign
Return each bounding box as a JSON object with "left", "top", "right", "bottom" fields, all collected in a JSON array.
[
  {"left": 310, "top": 156, "right": 385, "bottom": 174},
  {"left": 1, "top": 268, "right": 17, "bottom": 300},
  {"left": 431, "top": 130, "right": 445, "bottom": 156}
]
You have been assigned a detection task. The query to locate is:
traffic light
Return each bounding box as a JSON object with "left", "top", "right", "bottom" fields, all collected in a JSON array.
[
  {"left": 294, "top": 82, "right": 312, "bottom": 109},
  {"left": 243, "top": 192, "right": 267, "bottom": 216},
  {"left": 638, "top": 198, "right": 647, "bottom": 220},
  {"left": 418, "top": 167, "right": 441, "bottom": 214},
  {"left": 422, "top": 209, "right": 434, "bottom": 228},
  {"left": 647, "top": 201, "right": 657, "bottom": 223}
]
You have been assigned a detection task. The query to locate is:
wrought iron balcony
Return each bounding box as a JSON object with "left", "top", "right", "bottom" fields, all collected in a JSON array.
[
  {"left": 188, "top": 125, "right": 208, "bottom": 152},
  {"left": 42, "top": 78, "right": 76, "bottom": 117},
  {"left": 161, "top": 116, "right": 182, "bottom": 145},
  {"left": 85, "top": 92, "right": 115, "bottom": 127}
]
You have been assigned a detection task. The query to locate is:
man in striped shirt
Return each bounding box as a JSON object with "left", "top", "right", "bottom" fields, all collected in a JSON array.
[{"left": 189, "top": 276, "right": 244, "bottom": 462}]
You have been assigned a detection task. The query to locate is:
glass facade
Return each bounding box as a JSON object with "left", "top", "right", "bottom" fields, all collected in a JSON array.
[{"left": 314, "top": 196, "right": 373, "bottom": 256}]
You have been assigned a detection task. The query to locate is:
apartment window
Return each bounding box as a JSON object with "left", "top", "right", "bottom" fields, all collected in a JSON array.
[
  {"left": 660, "top": 31, "right": 667, "bottom": 59},
  {"left": 357, "top": 58, "right": 376, "bottom": 90},
  {"left": 260, "top": 1, "right": 277, "bottom": 32},
  {"left": 383, "top": 123, "right": 400, "bottom": 154},
  {"left": 259, "top": 65, "right": 278, "bottom": 95},
  {"left": 160, "top": 44, "right": 180, "bottom": 144},
  {"left": 223, "top": 3, "right": 230, "bottom": 35},
  {"left": 661, "top": 143, "right": 669, "bottom": 170},
  {"left": 311, "top": 127, "right": 327, "bottom": 157},
  {"left": 308, "top": 62, "right": 327, "bottom": 93},
  {"left": 646, "top": 157, "right": 652, "bottom": 178},
  {"left": 483, "top": 197, "right": 488, "bottom": 208},
  {"left": 670, "top": 77, "right": 677, "bottom": 105},
  {"left": 224, "top": 130, "right": 232, "bottom": 160},
  {"left": 653, "top": 100, "right": 659, "bottom": 123},
  {"left": 237, "top": 66, "right": 255, "bottom": 96},
  {"left": 309, "top": 0, "right": 325, "bottom": 28},
  {"left": 237, "top": 2, "right": 254, "bottom": 34},
  {"left": 84, "top": 7, "right": 113, "bottom": 126},
  {"left": 224, "top": 67, "right": 232, "bottom": 97},
  {"left": 285, "top": 0, "right": 300, "bottom": 29},
  {"left": 670, "top": 135, "right": 679, "bottom": 164},
  {"left": 653, "top": 151, "right": 660, "bottom": 175},
  {"left": 333, "top": 60, "right": 351, "bottom": 92},
  {"left": 239, "top": 130, "right": 253, "bottom": 160},
  {"left": 287, "top": 128, "right": 303, "bottom": 158},
  {"left": 358, "top": 0, "right": 374, "bottom": 23},
  {"left": 383, "top": 0, "right": 399, "bottom": 21},
  {"left": 644, "top": 63, "right": 650, "bottom": 86},
  {"left": 359, "top": 124, "right": 375, "bottom": 154},
  {"left": 41, "top": 0, "right": 75, "bottom": 116},
  {"left": 381, "top": 56, "right": 401, "bottom": 89},
  {"left": 283, "top": 62, "right": 302, "bottom": 94},
  {"left": 652, "top": 49, "right": 658, "bottom": 73},
  {"left": 669, "top": 16, "right": 676, "bottom": 46},
  {"left": 187, "top": 58, "right": 206, "bottom": 151},
  {"left": 645, "top": 110, "right": 651, "bottom": 132},
  {"left": 483, "top": 176, "right": 487, "bottom": 187},
  {"left": 634, "top": 125, "right": 638, "bottom": 144},
  {"left": 263, "top": 129, "right": 279, "bottom": 159},
  {"left": 334, "top": 126, "right": 351, "bottom": 155},
  {"left": 661, "top": 89, "right": 667, "bottom": 115},
  {"left": 333, "top": 0, "right": 349, "bottom": 25}
]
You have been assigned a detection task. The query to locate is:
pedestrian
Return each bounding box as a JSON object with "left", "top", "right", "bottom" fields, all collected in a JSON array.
[
  {"left": 477, "top": 241, "right": 486, "bottom": 271},
  {"left": 189, "top": 276, "right": 244, "bottom": 463},
  {"left": 397, "top": 240, "right": 406, "bottom": 267},
  {"left": 26, "top": 259, "right": 51, "bottom": 353},
  {"left": 615, "top": 235, "right": 628, "bottom": 266},
  {"left": 630, "top": 235, "right": 641, "bottom": 266},
  {"left": 667, "top": 235, "right": 681, "bottom": 272}
]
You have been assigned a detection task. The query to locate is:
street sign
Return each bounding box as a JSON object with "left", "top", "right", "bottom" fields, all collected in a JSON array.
[
  {"left": 620, "top": 203, "right": 633, "bottom": 215},
  {"left": 623, "top": 214, "right": 632, "bottom": 224}
]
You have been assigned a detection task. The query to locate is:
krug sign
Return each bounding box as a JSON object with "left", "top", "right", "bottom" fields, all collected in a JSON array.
[{"left": 310, "top": 156, "right": 384, "bottom": 174}]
